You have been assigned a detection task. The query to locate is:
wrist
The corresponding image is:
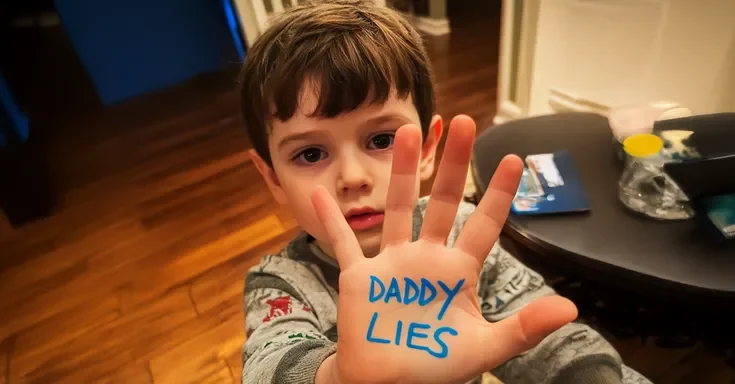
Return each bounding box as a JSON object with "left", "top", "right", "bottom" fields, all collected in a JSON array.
[{"left": 316, "top": 354, "right": 340, "bottom": 384}]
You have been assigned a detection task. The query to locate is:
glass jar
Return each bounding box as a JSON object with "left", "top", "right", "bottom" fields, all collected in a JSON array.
[{"left": 618, "top": 134, "right": 694, "bottom": 220}]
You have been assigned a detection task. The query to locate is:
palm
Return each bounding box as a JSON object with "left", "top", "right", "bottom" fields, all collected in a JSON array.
[
  {"left": 336, "top": 243, "right": 490, "bottom": 384},
  {"left": 313, "top": 116, "right": 578, "bottom": 384}
]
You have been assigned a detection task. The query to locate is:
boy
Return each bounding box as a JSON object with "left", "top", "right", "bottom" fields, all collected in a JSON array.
[{"left": 240, "top": 1, "right": 652, "bottom": 383}]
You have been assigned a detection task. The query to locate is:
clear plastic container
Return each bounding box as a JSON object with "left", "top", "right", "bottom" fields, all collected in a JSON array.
[{"left": 618, "top": 134, "right": 693, "bottom": 220}]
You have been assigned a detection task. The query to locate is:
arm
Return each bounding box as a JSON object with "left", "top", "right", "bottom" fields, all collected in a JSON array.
[
  {"left": 243, "top": 275, "right": 337, "bottom": 384},
  {"left": 478, "top": 243, "right": 624, "bottom": 384}
]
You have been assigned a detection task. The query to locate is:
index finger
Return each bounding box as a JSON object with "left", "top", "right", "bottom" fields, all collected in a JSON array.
[
  {"left": 312, "top": 186, "right": 365, "bottom": 269},
  {"left": 454, "top": 155, "right": 523, "bottom": 265}
]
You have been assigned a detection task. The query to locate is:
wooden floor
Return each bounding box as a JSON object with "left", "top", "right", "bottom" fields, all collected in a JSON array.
[{"left": 1, "top": 2, "right": 733, "bottom": 383}]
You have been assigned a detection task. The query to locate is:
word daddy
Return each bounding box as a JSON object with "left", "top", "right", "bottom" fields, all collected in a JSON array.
[{"left": 365, "top": 275, "right": 465, "bottom": 359}]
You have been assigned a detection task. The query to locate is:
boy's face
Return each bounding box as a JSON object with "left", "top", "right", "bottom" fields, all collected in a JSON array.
[{"left": 251, "top": 85, "right": 442, "bottom": 259}]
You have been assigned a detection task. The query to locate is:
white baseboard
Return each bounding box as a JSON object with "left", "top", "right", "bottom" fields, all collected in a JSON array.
[
  {"left": 547, "top": 88, "right": 611, "bottom": 115},
  {"left": 414, "top": 16, "right": 451, "bottom": 36},
  {"left": 493, "top": 101, "right": 524, "bottom": 125},
  {"left": 395, "top": 10, "right": 451, "bottom": 36}
]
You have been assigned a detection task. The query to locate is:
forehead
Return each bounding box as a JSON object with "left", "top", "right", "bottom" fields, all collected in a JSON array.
[{"left": 268, "top": 82, "right": 420, "bottom": 141}]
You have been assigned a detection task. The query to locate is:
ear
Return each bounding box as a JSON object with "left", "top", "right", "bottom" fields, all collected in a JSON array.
[
  {"left": 249, "top": 149, "right": 288, "bottom": 204},
  {"left": 419, "top": 114, "right": 443, "bottom": 181}
]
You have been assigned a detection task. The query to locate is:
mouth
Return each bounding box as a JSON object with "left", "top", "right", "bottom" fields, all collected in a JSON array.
[{"left": 344, "top": 207, "right": 385, "bottom": 231}]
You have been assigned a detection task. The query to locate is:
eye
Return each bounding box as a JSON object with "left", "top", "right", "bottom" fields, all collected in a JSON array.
[
  {"left": 367, "top": 133, "right": 395, "bottom": 150},
  {"left": 292, "top": 147, "right": 328, "bottom": 165}
]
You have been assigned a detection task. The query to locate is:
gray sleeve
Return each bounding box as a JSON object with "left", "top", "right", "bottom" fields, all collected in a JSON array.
[
  {"left": 491, "top": 321, "right": 623, "bottom": 384},
  {"left": 477, "top": 244, "right": 641, "bottom": 384},
  {"left": 242, "top": 282, "right": 336, "bottom": 384}
]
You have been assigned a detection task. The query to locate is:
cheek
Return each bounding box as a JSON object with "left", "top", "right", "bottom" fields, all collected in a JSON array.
[{"left": 280, "top": 173, "right": 331, "bottom": 239}]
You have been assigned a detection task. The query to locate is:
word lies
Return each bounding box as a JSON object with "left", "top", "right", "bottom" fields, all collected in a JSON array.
[{"left": 366, "top": 275, "right": 465, "bottom": 359}]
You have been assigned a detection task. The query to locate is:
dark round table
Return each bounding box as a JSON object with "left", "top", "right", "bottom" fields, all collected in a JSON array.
[{"left": 472, "top": 113, "right": 735, "bottom": 303}]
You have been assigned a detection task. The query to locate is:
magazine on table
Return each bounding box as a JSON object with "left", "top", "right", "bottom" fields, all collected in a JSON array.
[{"left": 511, "top": 150, "right": 590, "bottom": 215}]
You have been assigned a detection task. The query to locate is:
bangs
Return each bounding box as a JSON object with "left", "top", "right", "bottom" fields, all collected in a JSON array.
[{"left": 262, "top": 12, "right": 428, "bottom": 123}]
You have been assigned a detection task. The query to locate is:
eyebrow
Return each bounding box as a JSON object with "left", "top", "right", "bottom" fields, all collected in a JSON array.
[
  {"left": 277, "top": 131, "right": 321, "bottom": 151},
  {"left": 360, "top": 113, "right": 412, "bottom": 129}
]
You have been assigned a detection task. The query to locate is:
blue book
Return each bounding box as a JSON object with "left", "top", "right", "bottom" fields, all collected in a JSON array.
[{"left": 511, "top": 150, "right": 590, "bottom": 215}]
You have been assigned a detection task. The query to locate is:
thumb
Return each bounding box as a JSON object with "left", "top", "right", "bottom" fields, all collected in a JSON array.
[{"left": 479, "top": 295, "right": 578, "bottom": 370}]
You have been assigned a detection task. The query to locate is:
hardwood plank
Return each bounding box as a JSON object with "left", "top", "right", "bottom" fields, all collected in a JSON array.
[
  {"left": 9, "top": 288, "right": 197, "bottom": 383},
  {"left": 137, "top": 162, "right": 260, "bottom": 230},
  {"left": 149, "top": 312, "right": 243, "bottom": 384},
  {"left": 0, "top": 191, "right": 274, "bottom": 340},
  {"left": 594, "top": 328, "right": 648, "bottom": 362},
  {"left": 656, "top": 345, "right": 735, "bottom": 384},
  {"left": 0, "top": 203, "right": 137, "bottom": 268},
  {"left": 0, "top": 337, "right": 10, "bottom": 384},
  {"left": 140, "top": 295, "right": 242, "bottom": 365},
  {"left": 130, "top": 128, "right": 246, "bottom": 186},
  {"left": 225, "top": 347, "right": 243, "bottom": 384},
  {"left": 94, "top": 363, "right": 152, "bottom": 384},
  {"left": 133, "top": 115, "right": 241, "bottom": 162},
  {"left": 606, "top": 335, "right": 647, "bottom": 361},
  {"left": 189, "top": 227, "right": 300, "bottom": 314},
  {"left": 156, "top": 358, "right": 232, "bottom": 384},
  {"left": 133, "top": 150, "right": 252, "bottom": 205},
  {"left": 124, "top": 213, "right": 286, "bottom": 309},
  {"left": 12, "top": 294, "right": 121, "bottom": 371},
  {"left": 88, "top": 187, "right": 273, "bottom": 274},
  {"left": 624, "top": 339, "right": 700, "bottom": 381},
  {"left": 0, "top": 217, "right": 143, "bottom": 302}
]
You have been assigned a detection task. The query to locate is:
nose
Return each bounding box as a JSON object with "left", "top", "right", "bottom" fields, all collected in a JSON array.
[{"left": 336, "top": 153, "right": 373, "bottom": 196}]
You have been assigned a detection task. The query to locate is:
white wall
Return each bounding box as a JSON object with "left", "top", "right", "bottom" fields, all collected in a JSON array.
[{"left": 498, "top": 0, "right": 735, "bottom": 121}]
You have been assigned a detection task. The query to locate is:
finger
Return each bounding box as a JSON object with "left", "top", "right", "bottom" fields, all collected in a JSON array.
[
  {"left": 311, "top": 186, "right": 365, "bottom": 269},
  {"left": 455, "top": 155, "right": 524, "bottom": 264},
  {"left": 381, "top": 124, "right": 422, "bottom": 250},
  {"left": 479, "top": 296, "right": 578, "bottom": 370},
  {"left": 419, "top": 115, "right": 476, "bottom": 243}
]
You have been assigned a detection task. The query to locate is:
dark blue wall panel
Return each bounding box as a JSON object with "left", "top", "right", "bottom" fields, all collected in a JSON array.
[{"left": 55, "top": 0, "right": 240, "bottom": 105}]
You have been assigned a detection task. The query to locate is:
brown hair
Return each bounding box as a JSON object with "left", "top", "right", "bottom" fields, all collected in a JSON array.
[{"left": 239, "top": 0, "right": 435, "bottom": 167}]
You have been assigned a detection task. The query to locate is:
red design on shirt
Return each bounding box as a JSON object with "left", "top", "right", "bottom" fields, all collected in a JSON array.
[
  {"left": 263, "top": 296, "right": 292, "bottom": 322},
  {"left": 302, "top": 305, "right": 312, "bottom": 312}
]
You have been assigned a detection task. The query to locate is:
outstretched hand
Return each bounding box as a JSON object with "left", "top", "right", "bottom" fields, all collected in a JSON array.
[{"left": 313, "top": 115, "right": 578, "bottom": 384}]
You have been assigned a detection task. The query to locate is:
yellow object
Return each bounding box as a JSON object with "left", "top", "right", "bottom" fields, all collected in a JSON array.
[{"left": 623, "top": 133, "right": 663, "bottom": 158}]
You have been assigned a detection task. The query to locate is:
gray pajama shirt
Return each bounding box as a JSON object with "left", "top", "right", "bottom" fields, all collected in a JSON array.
[{"left": 242, "top": 197, "right": 652, "bottom": 384}]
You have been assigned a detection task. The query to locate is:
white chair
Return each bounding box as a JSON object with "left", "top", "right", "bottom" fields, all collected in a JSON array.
[
  {"left": 234, "top": 0, "right": 386, "bottom": 48},
  {"left": 233, "top": 0, "right": 298, "bottom": 47}
]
